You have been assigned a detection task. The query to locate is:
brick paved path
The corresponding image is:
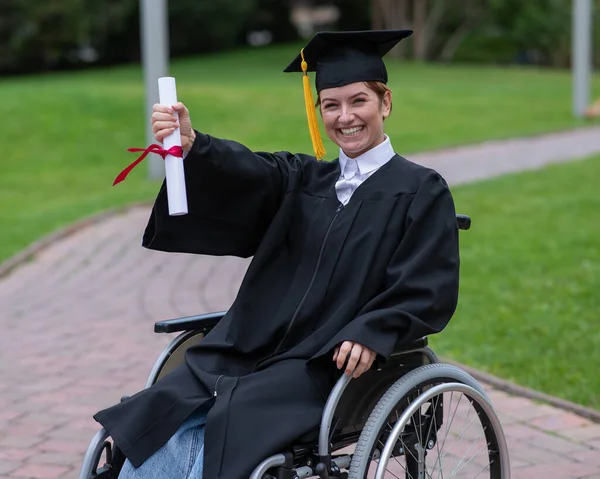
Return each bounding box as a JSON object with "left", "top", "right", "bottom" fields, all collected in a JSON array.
[{"left": 1, "top": 126, "right": 599, "bottom": 478}]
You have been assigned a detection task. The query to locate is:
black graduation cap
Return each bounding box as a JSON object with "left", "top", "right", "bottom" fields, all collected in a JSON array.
[
  {"left": 283, "top": 30, "right": 412, "bottom": 160},
  {"left": 284, "top": 30, "right": 413, "bottom": 92}
]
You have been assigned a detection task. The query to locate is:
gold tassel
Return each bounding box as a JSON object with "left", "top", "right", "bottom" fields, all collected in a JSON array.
[{"left": 301, "top": 49, "right": 326, "bottom": 161}]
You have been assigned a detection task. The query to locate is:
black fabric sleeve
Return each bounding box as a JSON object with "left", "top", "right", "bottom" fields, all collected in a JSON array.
[
  {"left": 142, "top": 132, "right": 303, "bottom": 257},
  {"left": 329, "top": 172, "right": 460, "bottom": 360}
]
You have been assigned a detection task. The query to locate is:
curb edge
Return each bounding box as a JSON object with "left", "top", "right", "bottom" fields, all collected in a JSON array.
[
  {"left": 0, "top": 202, "right": 152, "bottom": 280},
  {"left": 443, "top": 358, "right": 600, "bottom": 424}
]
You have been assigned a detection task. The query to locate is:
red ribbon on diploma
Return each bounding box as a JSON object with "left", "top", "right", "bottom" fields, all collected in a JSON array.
[{"left": 113, "top": 144, "right": 184, "bottom": 186}]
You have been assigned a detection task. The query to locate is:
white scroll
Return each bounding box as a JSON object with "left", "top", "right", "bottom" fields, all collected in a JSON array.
[{"left": 158, "top": 77, "right": 188, "bottom": 216}]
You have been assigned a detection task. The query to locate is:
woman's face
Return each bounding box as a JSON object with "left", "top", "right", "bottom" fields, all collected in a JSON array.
[{"left": 319, "top": 82, "right": 391, "bottom": 158}]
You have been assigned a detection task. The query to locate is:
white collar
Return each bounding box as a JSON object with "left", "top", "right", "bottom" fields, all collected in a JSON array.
[{"left": 338, "top": 134, "right": 395, "bottom": 176}]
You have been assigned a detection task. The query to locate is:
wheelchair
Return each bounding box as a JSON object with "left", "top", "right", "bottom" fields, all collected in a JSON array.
[{"left": 80, "top": 215, "right": 511, "bottom": 479}]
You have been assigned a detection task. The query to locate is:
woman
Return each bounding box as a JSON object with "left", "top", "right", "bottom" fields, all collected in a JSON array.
[{"left": 96, "top": 29, "right": 460, "bottom": 479}]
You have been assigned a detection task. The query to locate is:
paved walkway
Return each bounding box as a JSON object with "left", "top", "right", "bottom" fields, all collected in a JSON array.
[{"left": 1, "top": 126, "right": 600, "bottom": 479}]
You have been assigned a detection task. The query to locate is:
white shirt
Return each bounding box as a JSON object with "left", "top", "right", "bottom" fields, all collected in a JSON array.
[{"left": 335, "top": 135, "right": 396, "bottom": 206}]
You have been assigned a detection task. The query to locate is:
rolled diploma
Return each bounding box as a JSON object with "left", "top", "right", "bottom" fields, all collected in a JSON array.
[{"left": 158, "top": 77, "right": 188, "bottom": 216}]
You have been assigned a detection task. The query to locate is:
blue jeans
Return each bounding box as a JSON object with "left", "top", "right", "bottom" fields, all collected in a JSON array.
[{"left": 118, "top": 403, "right": 212, "bottom": 479}]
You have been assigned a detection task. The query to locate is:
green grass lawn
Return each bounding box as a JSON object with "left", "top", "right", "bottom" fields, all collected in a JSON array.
[
  {"left": 1, "top": 43, "right": 599, "bottom": 408},
  {"left": 430, "top": 154, "right": 600, "bottom": 409},
  {"left": 1, "top": 42, "right": 599, "bottom": 262}
]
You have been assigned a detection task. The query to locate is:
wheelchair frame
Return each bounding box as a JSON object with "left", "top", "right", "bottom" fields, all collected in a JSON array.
[
  {"left": 79, "top": 310, "right": 439, "bottom": 479},
  {"left": 80, "top": 312, "right": 510, "bottom": 479},
  {"left": 79, "top": 213, "right": 511, "bottom": 478}
]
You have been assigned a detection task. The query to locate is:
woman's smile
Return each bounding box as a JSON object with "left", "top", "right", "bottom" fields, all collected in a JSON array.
[{"left": 339, "top": 126, "right": 364, "bottom": 137}]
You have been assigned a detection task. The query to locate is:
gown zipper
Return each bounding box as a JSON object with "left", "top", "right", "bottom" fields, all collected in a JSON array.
[
  {"left": 213, "top": 375, "right": 224, "bottom": 397},
  {"left": 271, "top": 203, "right": 344, "bottom": 356}
]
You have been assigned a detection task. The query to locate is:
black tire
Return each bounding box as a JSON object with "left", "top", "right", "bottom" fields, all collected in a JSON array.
[{"left": 348, "top": 363, "right": 510, "bottom": 479}]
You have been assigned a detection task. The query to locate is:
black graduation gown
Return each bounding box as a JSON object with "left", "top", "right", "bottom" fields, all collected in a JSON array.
[{"left": 94, "top": 132, "right": 460, "bottom": 478}]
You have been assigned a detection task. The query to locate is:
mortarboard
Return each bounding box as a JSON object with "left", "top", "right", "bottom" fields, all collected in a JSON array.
[{"left": 284, "top": 30, "right": 413, "bottom": 160}]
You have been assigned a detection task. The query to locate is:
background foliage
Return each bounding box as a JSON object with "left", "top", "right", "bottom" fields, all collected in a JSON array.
[{"left": 1, "top": 0, "right": 599, "bottom": 74}]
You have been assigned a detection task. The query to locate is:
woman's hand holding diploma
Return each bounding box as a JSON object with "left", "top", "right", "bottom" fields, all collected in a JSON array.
[{"left": 152, "top": 102, "right": 196, "bottom": 155}]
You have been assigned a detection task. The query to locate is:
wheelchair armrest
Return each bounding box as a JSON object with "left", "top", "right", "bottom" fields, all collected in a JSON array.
[
  {"left": 390, "top": 336, "right": 428, "bottom": 356},
  {"left": 456, "top": 214, "right": 471, "bottom": 230},
  {"left": 154, "top": 311, "right": 227, "bottom": 334}
]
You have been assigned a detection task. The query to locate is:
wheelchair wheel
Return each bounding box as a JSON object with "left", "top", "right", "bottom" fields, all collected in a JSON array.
[
  {"left": 348, "top": 363, "right": 510, "bottom": 479},
  {"left": 78, "top": 428, "right": 125, "bottom": 479}
]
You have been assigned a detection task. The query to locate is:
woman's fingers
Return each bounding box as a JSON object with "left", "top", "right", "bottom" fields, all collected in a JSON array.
[
  {"left": 152, "top": 111, "right": 176, "bottom": 123},
  {"left": 152, "top": 121, "right": 179, "bottom": 143},
  {"left": 345, "top": 343, "right": 364, "bottom": 376},
  {"left": 367, "top": 350, "right": 376, "bottom": 372},
  {"left": 333, "top": 341, "right": 377, "bottom": 378},
  {"left": 172, "top": 102, "right": 189, "bottom": 117},
  {"left": 152, "top": 103, "right": 172, "bottom": 114},
  {"left": 351, "top": 348, "right": 368, "bottom": 378},
  {"left": 151, "top": 102, "right": 195, "bottom": 150},
  {"left": 151, "top": 105, "right": 180, "bottom": 143},
  {"left": 353, "top": 349, "right": 376, "bottom": 378},
  {"left": 152, "top": 101, "right": 194, "bottom": 152},
  {"left": 335, "top": 341, "right": 353, "bottom": 370},
  {"left": 152, "top": 120, "right": 178, "bottom": 134},
  {"left": 154, "top": 127, "right": 176, "bottom": 143},
  {"left": 152, "top": 102, "right": 189, "bottom": 121}
]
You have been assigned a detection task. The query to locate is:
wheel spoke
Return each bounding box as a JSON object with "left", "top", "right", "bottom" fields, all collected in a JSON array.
[
  {"left": 387, "top": 438, "right": 407, "bottom": 474},
  {"left": 449, "top": 436, "right": 488, "bottom": 478},
  {"left": 430, "top": 396, "right": 445, "bottom": 479},
  {"left": 453, "top": 413, "right": 483, "bottom": 469},
  {"left": 448, "top": 397, "right": 473, "bottom": 474},
  {"left": 377, "top": 438, "right": 387, "bottom": 458},
  {"left": 401, "top": 437, "right": 421, "bottom": 466},
  {"left": 391, "top": 452, "right": 407, "bottom": 472},
  {"left": 374, "top": 454, "right": 404, "bottom": 479},
  {"left": 466, "top": 461, "right": 491, "bottom": 479},
  {"left": 376, "top": 423, "right": 411, "bottom": 476},
  {"left": 375, "top": 437, "right": 408, "bottom": 476},
  {"left": 410, "top": 413, "right": 423, "bottom": 472},
  {"left": 439, "top": 397, "right": 470, "bottom": 467},
  {"left": 445, "top": 392, "right": 454, "bottom": 436},
  {"left": 429, "top": 392, "right": 490, "bottom": 479},
  {"left": 436, "top": 393, "right": 463, "bottom": 462}
]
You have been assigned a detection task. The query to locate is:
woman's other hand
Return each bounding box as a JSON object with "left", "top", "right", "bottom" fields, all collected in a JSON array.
[
  {"left": 333, "top": 341, "right": 376, "bottom": 378},
  {"left": 152, "top": 102, "right": 196, "bottom": 154}
]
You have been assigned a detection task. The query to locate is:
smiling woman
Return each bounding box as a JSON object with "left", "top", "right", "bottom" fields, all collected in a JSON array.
[
  {"left": 95, "top": 30, "right": 462, "bottom": 479},
  {"left": 319, "top": 81, "right": 392, "bottom": 158}
]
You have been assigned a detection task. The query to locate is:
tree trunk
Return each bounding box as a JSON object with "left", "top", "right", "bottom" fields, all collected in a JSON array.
[
  {"left": 413, "top": 0, "right": 446, "bottom": 60},
  {"left": 438, "top": 18, "right": 472, "bottom": 62},
  {"left": 389, "top": 0, "right": 410, "bottom": 58},
  {"left": 437, "top": 0, "right": 486, "bottom": 62},
  {"left": 371, "top": 0, "right": 384, "bottom": 30},
  {"left": 412, "top": 0, "right": 427, "bottom": 59},
  {"left": 370, "top": 0, "right": 411, "bottom": 58},
  {"left": 394, "top": 0, "right": 410, "bottom": 29}
]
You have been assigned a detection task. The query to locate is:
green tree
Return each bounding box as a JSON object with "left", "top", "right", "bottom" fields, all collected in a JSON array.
[
  {"left": 0, "top": 0, "right": 88, "bottom": 73},
  {"left": 168, "top": 0, "right": 257, "bottom": 56},
  {"left": 0, "top": 0, "right": 258, "bottom": 74}
]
